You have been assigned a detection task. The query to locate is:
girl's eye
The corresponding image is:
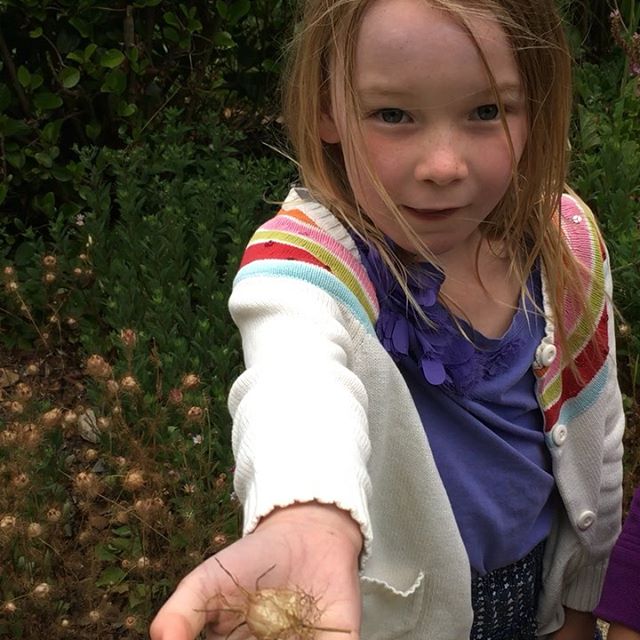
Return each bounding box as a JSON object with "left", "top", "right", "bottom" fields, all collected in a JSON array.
[
  {"left": 474, "top": 104, "right": 500, "bottom": 121},
  {"left": 375, "top": 109, "right": 409, "bottom": 124}
]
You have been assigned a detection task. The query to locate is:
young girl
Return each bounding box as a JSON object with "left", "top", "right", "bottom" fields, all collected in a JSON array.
[{"left": 150, "top": 0, "right": 625, "bottom": 638}]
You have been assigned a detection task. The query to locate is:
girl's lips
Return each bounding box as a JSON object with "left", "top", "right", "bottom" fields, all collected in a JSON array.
[{"left": 402, "top": 205, "right": 460, "bottom": 218}]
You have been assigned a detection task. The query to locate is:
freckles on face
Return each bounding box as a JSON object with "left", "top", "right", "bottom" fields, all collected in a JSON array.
[{"left": 329, "top": 0, "right": 529, "bottom": 258}]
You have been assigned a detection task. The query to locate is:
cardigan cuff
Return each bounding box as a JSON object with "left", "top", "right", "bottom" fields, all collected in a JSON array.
[
  {"left": 240, "top": 474, "right": 373, "bottom": 561},
  {"left": 561, "top": 560, "right": 608, "bottom": 612}
]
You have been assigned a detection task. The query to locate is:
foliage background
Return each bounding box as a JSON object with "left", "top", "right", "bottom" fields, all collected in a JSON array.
[{"left": 0, "top": 0, "right": 638, "bottom": 637}]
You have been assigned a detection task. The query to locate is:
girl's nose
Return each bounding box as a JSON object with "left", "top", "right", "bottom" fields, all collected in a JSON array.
[{"left": 413, "top": 131, "right": 469, "bottom": 185}]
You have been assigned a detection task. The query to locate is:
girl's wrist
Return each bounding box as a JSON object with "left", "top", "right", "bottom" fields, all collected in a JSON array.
[{"left": 256, "top": 501, "right": 364, "bottom": 555}]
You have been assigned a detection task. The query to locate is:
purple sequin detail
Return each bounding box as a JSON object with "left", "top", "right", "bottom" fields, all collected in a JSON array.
[{"left": 354, "top": 236, "right": 523, "bottom": 395}]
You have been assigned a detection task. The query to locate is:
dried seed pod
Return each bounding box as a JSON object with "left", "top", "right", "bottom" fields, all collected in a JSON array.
[
  {"left": 167, "top": 388, "right": 184, "bottom": 405},
  {"left": 42, "top": 255, "right": 57, "bottom": 270},
  {"left": 85, "top": 355, "right": 112, "bottom": 379},
  {"left": 14, "top": 382, "right": 32, "bottom": 401},
  {"left": 123, "top": 470, "right": 145, "bottom": 491},
  {"left": 32, "top": 583, "right": 51, "bottom": 599},
  {"left": 27, "top": 522, "right": 44, "bottom": 538},
  {"left": 41, "top": 408, "right": 62, "bottom": 428},
  {"left": 46, "top": 508, "right": 62, "bottom": 523},
  {"left": 119, "top": 328, "right": 137, "bottom": 348},
  {"left": 203, "top": 559, "right": 351, "bottom": 640},
  {"left": 186, "top": 406, "right": 204, "bottom": 422},
  {"left": 120, "top": 375, "right": 140, "bottom": 393},
  {"left": 181, "top": 373, "right": 200, "bottom": 390}
]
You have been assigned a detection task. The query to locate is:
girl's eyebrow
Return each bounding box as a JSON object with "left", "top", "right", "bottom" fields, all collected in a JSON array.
[{"left": 358, "top": 81, "right": 523, "bottom": 101}]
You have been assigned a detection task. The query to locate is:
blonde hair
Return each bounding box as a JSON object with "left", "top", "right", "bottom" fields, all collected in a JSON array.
[{"left": 282, "top": 0, "right": 590, "bottom": 361}]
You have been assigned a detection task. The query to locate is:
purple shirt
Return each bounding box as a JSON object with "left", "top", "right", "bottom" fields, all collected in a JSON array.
[
  {"left": 397, "top": 283, "right": 556, "bottom": 574},
  {"left": 594, "top": 487, "right": 640, "bottom": 631},
  {"left": 353, "top": 235, "right": 555, "bottom": 575}
]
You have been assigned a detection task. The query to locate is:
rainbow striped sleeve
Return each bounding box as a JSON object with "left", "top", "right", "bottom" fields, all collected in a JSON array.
[
  {"left": 234, "top": 207, "right": 379, "bottom": 334},
  {"left": 539, "top": 194, "right": 610, "bottom": 430}
]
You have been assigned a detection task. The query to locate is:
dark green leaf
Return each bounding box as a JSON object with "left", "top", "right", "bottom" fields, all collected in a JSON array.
[
  {"left": 59, "top": 67, "right": 80, "bottom": 89},
  {"left": 100, "top": 69, "right": 127, "bottom": 94},
  {"left": 213, "top": 31, "right": 235, "bottom": 48},
  {"left": 100, "top": 49, "right": 126, "bottom": 69},
  {"left": 33, "top": 92, "right": 63, "bottom": 111},
  {"left": 17, "top": 66, "right": 31, "bottom": 88}
]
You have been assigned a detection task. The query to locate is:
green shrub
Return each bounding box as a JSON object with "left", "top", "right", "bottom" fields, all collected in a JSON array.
[
  {"left": 0, "top": 111, "right": 295, "bottom": 636},
  {"left": 0, "top": 0, "right": 294, "bottom": 242}
]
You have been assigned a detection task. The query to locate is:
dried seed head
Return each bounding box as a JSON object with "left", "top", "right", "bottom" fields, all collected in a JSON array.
[
  {"left": 63, "top": 410, "right": 78, "bottom": 426},
  {"left": 65, "top": 317, "right": 78, "bottom": 330},
  {"left": 119, "top": 375, "right": 140, "bottom": 393},
  {"left": 83, "top": 448, "right": 98, "bottom": 462},
  {"left": 41, "top": 407, "right": 62, "bottom": 428},
  {"left": 14, "top": 382, "right": 33, "bottom": 401},
  {"left": 12, "top": 473, "right": 29, "bottom": 489},
  {"left": 213, "top": 533, "right": 227, "bottom": 546},
  {"left": 78, "top": 529, "right": 94, "bottom": 544},
  {"left": 186, "top": 406, "right": 204, "bottom": 422},
  {"left": 136, "top": 556, "right": 151, "bottom": 570},
  {"left": 121, "top": 559, "right": 132, "bottom": 571},
  {"left": 167, "top": 387, "right": 183, "bottom": 405},
  {"left": 124, "top": 616, "right": 137, "bottom": 629},
  {"left": 0, "top": 515, "right": 17, "bottom": 529},
  {"left": 2, "top": 265, "right": 15, "bottom": 279},
  {"left": 32, "top": 583, "right": 51, "bottom": 599},
  {"left": 88, "top": 610, "right": 101, "bottom": 623},
  {"left": 123, "top": 470, "right": 145, "bottom": 491},
  {"left": 27, "top": 522, "right": 43, "bottom": 538},
  {"left": 7, "top": 401, "right": 24, "bottom": 415},
  {"left": 181, "top": 373, "right": 200, "bottom": 390},
  {"left": 182, "top": 483, "right": 196, "bottom": 495},
  {"left": 74, "top": 471, "right": 100, "bottom": 497},
  {"left": 5, "top": 281, "right": 19, "bottom": 293},
  {"left": 114, "top": 509, "right": 129, "bottom": 525},
  {"left": 2, "top": 601, "right": 17, "bottom": 614},
  {"left": 60, "top": 618, "right": 70, "bottom": 628},
  {"left": 618, "top": 323, "right": 630, "bottom": 337},
  {"left": 42, "top": 255, "right": 57, "bottom": 270},
  {"left": 25, "top": 363, "right": 39, "bottom": 376},
  {"left": 97, "top": 416, "right": 112, "bottom": 430},
  {"left": 215, "top": 473, "right": 227, "bottom": 489},
  {"left": 0, "top": 429, "right": 17, "bottom": 445},
  {"left": 72, "top": 267, "right": 83, "bottom": 277},
  {"left": 104, "top": 379, "right": 119, "bottom": 397},
  {"left": 86, "top": 355, "right": 112, "bottom": 379},
  {"left": 46, "top": 508, "right": 62, "bottom": 523},
  {"left": 119, "top": 328, "right": 137, "bottom": 348},
  {"left": 43, "top": 272, "right": 56, "bottom": 285}
]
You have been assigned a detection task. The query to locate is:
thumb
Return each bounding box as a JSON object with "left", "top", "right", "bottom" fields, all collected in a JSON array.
[{"left": 149, "top": 573, "right": 217, "bottom": 640}]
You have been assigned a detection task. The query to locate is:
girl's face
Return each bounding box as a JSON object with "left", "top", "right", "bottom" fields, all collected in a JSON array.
[{"left": 320, "top": 0, "right": 528, "bottom": 264}]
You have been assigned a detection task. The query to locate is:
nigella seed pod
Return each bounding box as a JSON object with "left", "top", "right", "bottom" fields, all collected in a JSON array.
[
  {"left": 167, "top": 388, "right": 183, "bottom": 405},
  {"left": 14, "top": 382, "right": 32, "bottom": 401},
  {"left": 119, "top": 328, "right": 137, "bottom": 348},
  {"left": 119, "top": 375, "right": 140, "bottom": 394},
  {"left": 86, "top": 355, "right": 112, "bottom": 379},
  {"left": 181, "top": 373, "right": 200, "bottom": 390},
  {"left": 27, "top": 522, "right": 43, "bottom": 538},
  {"left": 41, "top": 408, "right": 62, "bottom": 428},
  {"left": 123, "top": 470, "right": 145, "bottom": 491},
  {"left": 186, "top": 406, "right": 204, "bottom": 422},
  {"left": 42, "top": 272, "right": 56, "bottom": 285},
  {"left": 46, "top": 508, "right": 62, "bottom": 523},
  {"left": 42, "top": 255, "right": 57, "bottom": 270},
  {"left": 32, "top": 583, "right": 51, "bottom": 599}
]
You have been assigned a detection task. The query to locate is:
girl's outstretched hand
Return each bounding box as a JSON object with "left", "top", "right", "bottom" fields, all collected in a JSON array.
[{"left": 149, "top": 502, "right": 363, "bottom": 640}]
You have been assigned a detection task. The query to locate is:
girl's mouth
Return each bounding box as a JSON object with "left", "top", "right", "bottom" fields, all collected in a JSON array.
[{"left": 402, "top": 205, "right": 460, "bottom": 218}]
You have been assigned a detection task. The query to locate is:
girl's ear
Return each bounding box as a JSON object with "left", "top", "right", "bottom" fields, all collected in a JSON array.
[{"left": 319, "top": 111, "right": 341, "bottom": 144}]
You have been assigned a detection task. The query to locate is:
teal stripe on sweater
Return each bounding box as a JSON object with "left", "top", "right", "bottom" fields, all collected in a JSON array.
[
  {"left": 545, "top": 359, "right": 610, "bottom": 448},
  {"left": 235, "top": 259, "right": 376, "bottom": 334}
]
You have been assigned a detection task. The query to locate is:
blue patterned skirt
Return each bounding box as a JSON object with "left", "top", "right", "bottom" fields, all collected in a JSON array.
[{"left": 470, "top": 541, "right": 545, "bottom": 640}]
